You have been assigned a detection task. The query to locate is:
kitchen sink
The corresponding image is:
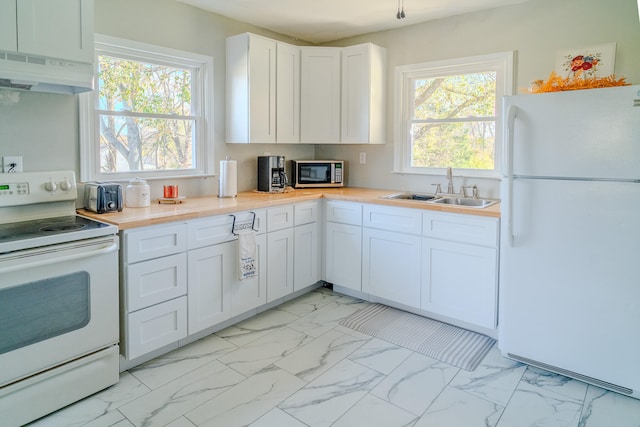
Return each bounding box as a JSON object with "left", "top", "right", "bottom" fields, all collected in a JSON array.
[
  {"left": 380, "top": 192, "right": 438, "bottom": 201},
  {"left": 380, "top": 193, "right": 498, "bottom": 208},
  {"left": 430, "top": 197, "right": 498, "bottom": 208}
]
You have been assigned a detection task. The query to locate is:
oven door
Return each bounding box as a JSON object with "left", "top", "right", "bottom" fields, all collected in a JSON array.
[{"left": 0, "top": 235, "right": 119, "bottom": 387}]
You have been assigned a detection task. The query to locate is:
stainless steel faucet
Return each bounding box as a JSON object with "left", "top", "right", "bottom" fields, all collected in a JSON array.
[{"left": 446, "top": 167, "right": 454, "bottom": 195}]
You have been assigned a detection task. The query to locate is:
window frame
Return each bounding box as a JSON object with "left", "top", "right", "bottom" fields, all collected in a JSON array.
[
  {"left": 393, "top": 51, "right": 514, "bottom": 178},
  {"left": 80, "top": 34, "right": 214, "bottom": 182}
]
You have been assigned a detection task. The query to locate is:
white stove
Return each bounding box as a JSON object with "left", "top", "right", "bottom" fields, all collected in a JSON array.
[{"left": 0, "top": 171, "right": 120, "bottom": 426}]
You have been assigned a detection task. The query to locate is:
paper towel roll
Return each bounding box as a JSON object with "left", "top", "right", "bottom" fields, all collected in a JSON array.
[{"left": 219, "top": 158, "right": 237, "bottom": 198}]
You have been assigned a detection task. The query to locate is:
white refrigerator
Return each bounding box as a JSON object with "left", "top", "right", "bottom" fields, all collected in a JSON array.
[{"left": 499, "top": 85, "right": 640, "bottom": 399}]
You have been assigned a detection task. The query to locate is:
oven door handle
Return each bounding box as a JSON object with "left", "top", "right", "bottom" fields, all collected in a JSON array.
[{"left": 0, "top": 242, "right": 118, "bottom": 274}]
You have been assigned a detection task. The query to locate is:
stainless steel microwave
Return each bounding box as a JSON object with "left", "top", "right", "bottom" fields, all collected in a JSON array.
[{"left": 291, "top": 160, "right": 344, "bottom": 188}]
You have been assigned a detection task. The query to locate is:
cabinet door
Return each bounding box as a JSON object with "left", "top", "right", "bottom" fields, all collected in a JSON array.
[
  {"left": 325, "top": 221, "right": 362, "bottom": 291},
  {"left": 0, "top": 0, "right": 17, "bottom": 52},
  {"left": 276, "top": 42, "right": 300, "bottom": 143},
  {"left": 266, "top": 228, "right": 294, "bottom": 302},
  {"left": 125, "top": 297, "right": 188, "bottom": 360},
  {"left": 248, "top": 35, "right": 277, "bottom": 143},
  {"left": 362, "top": 204, "right": 422, "bottom": 234},
  {"left": 300, "top": 47, "right": 341, "bottom": 143},
  {"left": 17, "top": 0, "right": 94, "bottom": 63},
  {"left": 294, "top": 200, "right": 319, "bottom": 226},
  {"left": 325, "top": 200, "right": 362, "bottom": 226},
  {"left": 187, "top": 242, "right": 233, "bottom": 334},
  {"left": 267, "top": 204, "right": 294, "bottom": 232},
  {"left": 362, "top": 228, "right": 421, "bottom": 308},
  {"left": 294, "top": 222, "right": 320, "bottom": 291},
  {"left": 226, "top": 33, "right": 276, "bottom": 143},
  {"left": 341, "top": 43, "right": 386, "bottom": 144},
  {"left": 124, "top": 223, "right": 187, "bottom": 264},
  {"left": 230, "top": 233, "right": 267, "bottom": 316},
  {"left": 125, "top": 253, "right": 187, "bottom": 312},
  {"left": 422, "top": 238, "right": 497, "bottom": 329}
]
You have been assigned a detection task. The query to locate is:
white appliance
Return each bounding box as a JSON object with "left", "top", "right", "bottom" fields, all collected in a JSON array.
[
  {"left": 0, "top": 51, "right": 94, "bottom": 94},
  {"left": 499, "top": 85, "right": 640, "bottom": 399},
  {"left": 0, "top": 171, "right": 120, "bottom": 426}
]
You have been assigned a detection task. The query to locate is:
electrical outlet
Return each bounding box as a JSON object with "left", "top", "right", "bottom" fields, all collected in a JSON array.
[
  {"left": 3, "top": 156, "right": 23, "bottom": 173},
  {"left": 359, "top": 152, "right": 366, "bottom": 164}
]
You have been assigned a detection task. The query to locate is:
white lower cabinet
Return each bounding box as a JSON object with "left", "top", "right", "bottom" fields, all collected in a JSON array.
[
  {"left": 294, "top": 221, "right": 320, "bottom": 291},
  {"left": 120, "top": 203, "right": 321, "bottom": 367},
  {"left": 293, "top": 201, "right": 320, "bottom": 291},
  {"left": 362, "top": 228, "right": 421, "bottom": 308},
  {"left": 267, "top": 227, "right": 294, "bottom": 302},
  {"left": 421, "top": 238, "right": 497, "bottom": 329},
  {"left": 121, "top": 224, "right": 188, "bottom": 360},
  {"left": 187, "top": 242, "right": 233, "bottom": 335},
  {"left": 125, "top": 297, "right": 188, "bottom": 360},
  {"left": 421, "top": 211, "right": 499, "bottom": 330},
  {"left": 230, "top": 234, "right": 267, "bottom": 316},
  {"left": 325, "top": 221, "right": 362, "bottom": 291}
]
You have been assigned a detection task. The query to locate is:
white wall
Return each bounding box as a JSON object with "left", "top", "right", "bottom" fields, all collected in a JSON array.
[
  {"left": 316, "top": 0, "right": 640, "bottom": 198},
  {"left": 0, "top": 0, "right": 638, "bottom": 199}
]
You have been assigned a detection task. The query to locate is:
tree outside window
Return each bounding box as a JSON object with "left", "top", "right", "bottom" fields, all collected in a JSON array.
[
  {"left": 98, "top": 56, "right": 195, "bottom": 174},
  {"left": 394, "top": 52, "right": 513, "bottom": 178},
  {"left": 80, "top": 35, "right": 213, "bottom": 182}
]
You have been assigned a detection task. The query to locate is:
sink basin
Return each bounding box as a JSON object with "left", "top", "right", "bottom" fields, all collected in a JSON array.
[
  {"left": 380, "top": 192, "right": 438, "bottom": 201},
  {"left": 430, "top": 197, "right": 498, "bottom": 208}
]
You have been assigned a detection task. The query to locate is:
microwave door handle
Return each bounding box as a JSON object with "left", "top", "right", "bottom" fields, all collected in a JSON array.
[{"left": 0, "top": 242, "right": 118, "bottom": 275}]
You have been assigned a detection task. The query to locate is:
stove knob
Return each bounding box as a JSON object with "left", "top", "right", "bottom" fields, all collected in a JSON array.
[
  {"left": 44, "top": 180, "right": 58, "bottom": 192},
  {"left": 59, "top": 179, "right": 73, "bottom": 192}
]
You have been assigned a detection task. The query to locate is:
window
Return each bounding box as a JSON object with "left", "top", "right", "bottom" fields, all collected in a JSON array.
[
  {"left": 80, "top": 35, "right": 213, "bottom": 181},
  {"left": 394, "top": 52, "right": 513, "bottom": 177}
]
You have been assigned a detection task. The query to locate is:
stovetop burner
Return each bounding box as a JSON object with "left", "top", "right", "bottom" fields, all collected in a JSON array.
[
  {"left": 40, "top": 223, "right": 88, "bottom": 232},
  {"left": 0, "top": 215, "right": 117, "bottom": 253}
]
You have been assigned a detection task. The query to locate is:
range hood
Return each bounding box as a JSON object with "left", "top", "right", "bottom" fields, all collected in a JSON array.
[{"left": 0, "top": 51, "right": 94, "bottom": 95}]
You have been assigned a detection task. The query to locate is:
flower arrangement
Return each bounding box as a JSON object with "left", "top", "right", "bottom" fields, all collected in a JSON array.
[{"left": 528, "top": 72, "right": 630, "bottom": 93}]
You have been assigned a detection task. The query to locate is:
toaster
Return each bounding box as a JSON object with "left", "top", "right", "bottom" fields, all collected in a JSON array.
[{"left": 83, "top": 182, "right": 123, "bottom": 213}]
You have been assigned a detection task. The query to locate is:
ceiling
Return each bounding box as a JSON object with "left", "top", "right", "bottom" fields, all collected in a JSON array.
[{"left": 177, "top": 0, "right": 531, "bottom": 44}]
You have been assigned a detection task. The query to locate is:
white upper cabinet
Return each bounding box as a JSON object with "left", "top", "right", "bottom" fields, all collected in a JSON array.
[
  {"left": 226, "top": 33, "right": 301, "bottom": 144},
  {"left": 12, "top": 0, "right": 94, "bottom": 63},
  {"left": 0, "top": 0, "right": 17, "bottom": 52},
  {"left": 276, "top": 42, "right": 301, "bottom": 143},
  {"left": 226, "top": 33, "right": 386, "bottom": 145},
  {"left": 226, "top": 33, "right": 277, "bottom": 144},
  {"left": 341, "top": 43, "right": 386, "bottom": 144},
  {"left": 300, "top": 46, "right": 341, "bottom": 144}
]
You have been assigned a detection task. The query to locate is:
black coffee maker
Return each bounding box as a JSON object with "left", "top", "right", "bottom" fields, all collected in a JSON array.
[{"left": 257, "top": 155, "right": 287, "bottom": 192}]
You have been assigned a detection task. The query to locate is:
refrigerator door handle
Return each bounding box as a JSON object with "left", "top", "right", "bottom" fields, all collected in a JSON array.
[{"left": 505, "top": 105, "right": 517, "bottom": 247}]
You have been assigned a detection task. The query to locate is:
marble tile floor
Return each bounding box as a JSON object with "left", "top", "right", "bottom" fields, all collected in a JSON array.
[{"left": 30, "top": 287, "right": 640, "bottom": 427}]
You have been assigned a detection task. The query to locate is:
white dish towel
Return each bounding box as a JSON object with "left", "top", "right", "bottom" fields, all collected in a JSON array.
[{"left": 237, "top": 229, "right": 257, "bottom": 280}]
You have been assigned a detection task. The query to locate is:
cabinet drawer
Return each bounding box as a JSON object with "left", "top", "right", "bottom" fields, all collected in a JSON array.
[
  {"left": 363, "top": 204, "right": 422, "bottom": 234},
  {"left": 125, "top": 253, "right": 187, "bottom": 312},
  {"left": 422, "top": 212, "right": 498, "bottom": 247},
  {"left": 188, "top": 210, "right": 266, "bottom": 250},
  {"left": 267, "top": 205, "right": 294, "bottom": 231},
  {"left": 325, "top": 200, "right": 362, "bottom": 225},
  {"left": 125, "top": 297, "right": 188, "bottom": 360},
  {"left": 294, "top": 201, "right": 319, "bottom": 226},
  {"left": 124, "top": 223, "right": 187, "bottom": 263}
]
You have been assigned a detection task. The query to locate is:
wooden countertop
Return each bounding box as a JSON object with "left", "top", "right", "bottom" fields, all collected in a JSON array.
[{"left": 77, "top": 187, "right": 500, "bottom": 230}]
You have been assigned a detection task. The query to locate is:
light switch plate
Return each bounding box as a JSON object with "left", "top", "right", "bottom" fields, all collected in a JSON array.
[{"left": 3, "top": 156, "right": 23, "bottom": 173}]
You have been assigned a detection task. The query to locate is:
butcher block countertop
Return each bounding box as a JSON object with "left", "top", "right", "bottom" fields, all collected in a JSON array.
[{"left": 77, "top": 187, "right": 500, "bottom": 230}]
